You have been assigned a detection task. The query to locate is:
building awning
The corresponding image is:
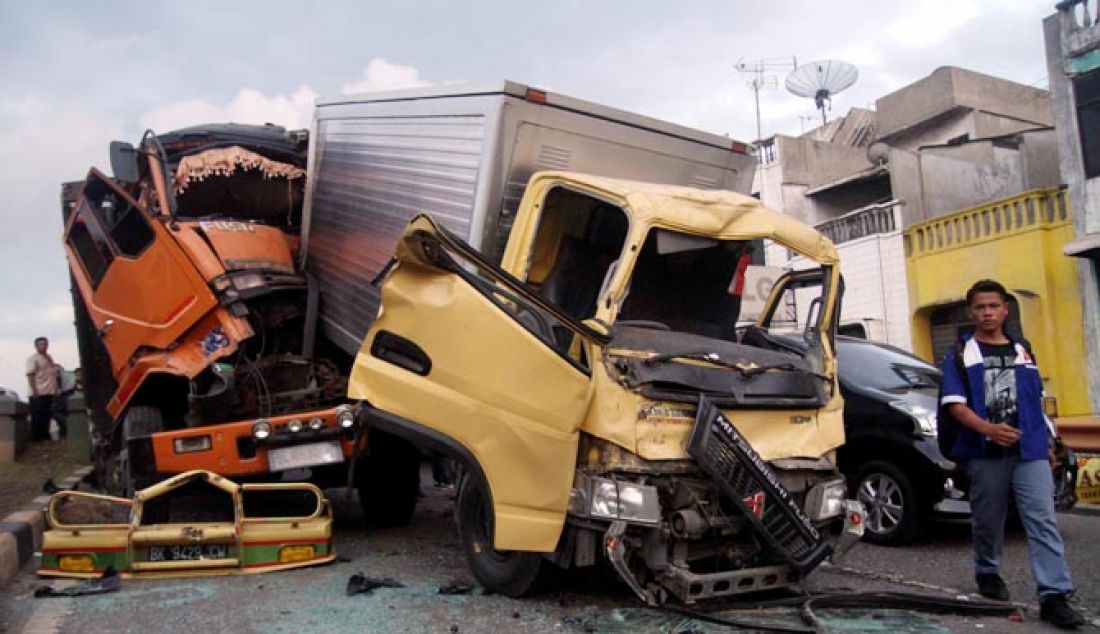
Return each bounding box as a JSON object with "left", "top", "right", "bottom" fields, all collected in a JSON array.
[
  {"left": 1064, "top": 233, "right": 1100, "bottom": 258},
  {"left": 804, "top": 164, "right": 888, "bottom": 197}
]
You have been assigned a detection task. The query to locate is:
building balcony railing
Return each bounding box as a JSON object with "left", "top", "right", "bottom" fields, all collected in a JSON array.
[
  {"left": 1057, "top": 0, "right": 1100, "bottom": 60},
  {"left": 814, "top": 200, "right": 900, "bottom": 245},
  {"left": 904, "top": 187, "right": 1069, "bottom": 258}
]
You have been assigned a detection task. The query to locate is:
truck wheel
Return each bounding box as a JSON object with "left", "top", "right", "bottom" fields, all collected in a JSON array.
[
  {"left": 121, "top": 406, "right": 163, "bottom": 497},
  {"left": 456, "top": 474, "right": 543, "bottom": 597},
  {"left": 356, "top": 430, "right": 420, "bottom": 526},
  {"left": 851, "top": 460, "right": 922, "bottom": 546}
]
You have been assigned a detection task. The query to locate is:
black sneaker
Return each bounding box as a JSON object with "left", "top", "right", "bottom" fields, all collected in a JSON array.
[
  {"left": 1041, "top": 594, "right": 1086, "bottom": 629},
  {"left": 975, "top": 573, "right": 1010, "bottom": 601}
]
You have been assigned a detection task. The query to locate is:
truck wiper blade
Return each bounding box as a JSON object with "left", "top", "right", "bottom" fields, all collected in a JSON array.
[
  {"left": 643, "top": 353, "right": 830, "bottom": 382},
  {"left": 643, "top": 351, "right": 722, "bottom": 366}
]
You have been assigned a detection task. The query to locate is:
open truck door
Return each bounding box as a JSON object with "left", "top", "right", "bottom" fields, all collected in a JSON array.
[
  {"left": 349, "top": 214, "right": 609, "bottom": 552},
  {"left": 63, "top": 169, "right": 218, "bottom": 382}
]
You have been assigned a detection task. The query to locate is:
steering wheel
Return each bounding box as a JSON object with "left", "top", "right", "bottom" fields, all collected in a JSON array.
[{"left": 615, "top": 320, "right": 671, "bottom": 331}]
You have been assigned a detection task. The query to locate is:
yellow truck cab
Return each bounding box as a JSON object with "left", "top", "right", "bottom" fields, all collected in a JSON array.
[{"left": 349, "top": 172, "right": 863, "bottom": 604}]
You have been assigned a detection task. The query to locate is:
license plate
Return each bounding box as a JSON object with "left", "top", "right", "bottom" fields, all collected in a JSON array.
[
  {"left": 148, "top": 543, "right": 229, "bottom": 562},
  {"left": 267, "top": 441, "right": 344, "bottom": 472}
]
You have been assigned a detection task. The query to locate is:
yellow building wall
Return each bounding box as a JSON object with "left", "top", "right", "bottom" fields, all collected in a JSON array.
[{"left": 904, "top": 188, "right": 1091, "bottom": 418}]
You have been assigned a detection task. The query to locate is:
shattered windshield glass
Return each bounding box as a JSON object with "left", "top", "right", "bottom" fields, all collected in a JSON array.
[{"left": 616, "top": 229, "right": 757, "bottom": 342}]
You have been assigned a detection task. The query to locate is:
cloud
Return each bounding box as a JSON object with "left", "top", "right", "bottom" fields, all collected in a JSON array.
[
  {"left": 341, "top": 58, "right": 433, "bottom": 94},
  {"left": 139, "top": 85, "right": 319, "bottom": 132}
]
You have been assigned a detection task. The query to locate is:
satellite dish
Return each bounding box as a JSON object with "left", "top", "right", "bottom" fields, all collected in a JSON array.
[
  {"left": 867, "top": 142, "right": 890, "bottom": 165},
  {"left": 786, "top": 60, "right": 859, "bottom": 126}
]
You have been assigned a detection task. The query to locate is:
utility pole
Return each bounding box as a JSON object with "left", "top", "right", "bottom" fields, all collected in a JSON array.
[{"left": 735, "top": 56, "right": 797, "bottom": 142}]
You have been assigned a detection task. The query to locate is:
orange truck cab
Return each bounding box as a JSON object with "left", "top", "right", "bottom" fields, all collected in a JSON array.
[{"left": 61, "top": 124, "right": 418, "bottom": 526}]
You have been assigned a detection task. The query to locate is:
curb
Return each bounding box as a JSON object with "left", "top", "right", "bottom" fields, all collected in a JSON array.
[{"left": 0, "top": 465, "right": 93, "bottom": 587}]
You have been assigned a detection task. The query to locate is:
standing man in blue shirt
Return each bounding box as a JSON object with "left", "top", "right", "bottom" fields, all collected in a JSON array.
[{"left": 941, "top": 279, "right": 1084, "bottom": 628}]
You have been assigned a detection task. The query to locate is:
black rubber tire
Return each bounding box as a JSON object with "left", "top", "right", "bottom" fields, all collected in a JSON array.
[
  {"left": 121, "top": 406, "right": 163, "bottom": 497},
  {"left": 851, "top": 460, "right": 924, "bottom": 546},
  {"left": 456, "top": 474, "right": 544, "bottom": 597},
  {"left": 356, "top": 430, "right": 421, "bottom": 527}
]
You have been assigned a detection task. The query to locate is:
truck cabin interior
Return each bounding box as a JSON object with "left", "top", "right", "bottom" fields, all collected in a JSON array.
[{"left": 527, "top": 186, "right": 753, "bottom": 342}]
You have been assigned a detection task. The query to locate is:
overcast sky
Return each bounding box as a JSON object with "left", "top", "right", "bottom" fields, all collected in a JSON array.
[{"left": 0, "top": 0, "right": 1055, "bottom": 396}]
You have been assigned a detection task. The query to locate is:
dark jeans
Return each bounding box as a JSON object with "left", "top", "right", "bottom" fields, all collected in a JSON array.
[
  {"left": 51, "top": 394, "right": 68, "bottom": 440},
  {"left": 29, "top": 395, "right": 53, "bottom": 441}
]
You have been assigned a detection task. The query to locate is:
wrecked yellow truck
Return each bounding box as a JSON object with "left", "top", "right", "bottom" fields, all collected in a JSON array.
[
  {"left": 38, "top": 470, "right": 334, "bottom": 578},
  {"left": 349, "top": 172, "right": 863, "bottom": 604}
]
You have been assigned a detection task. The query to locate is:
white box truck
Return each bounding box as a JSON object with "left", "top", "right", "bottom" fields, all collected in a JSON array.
[{"left": 300, "top": 81, "right": 757, "bottom": 355}]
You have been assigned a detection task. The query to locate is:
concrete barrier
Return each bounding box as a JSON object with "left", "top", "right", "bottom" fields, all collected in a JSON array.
[
  {"left": 0, "top": 399, "right": 29, "bottom": 463},
  {"left": 0, "top": 465, "right": 92, "bottom": 587}
]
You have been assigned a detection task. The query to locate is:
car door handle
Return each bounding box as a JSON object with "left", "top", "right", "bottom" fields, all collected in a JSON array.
[{"left": 370, "top": 331, "right": 432, "bottom": 376}]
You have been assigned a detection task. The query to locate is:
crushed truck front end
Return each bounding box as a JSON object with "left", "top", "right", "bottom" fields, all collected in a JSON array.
[
  {"left": 62, "top": 125, "right": 419, "bottom": 524},
  {"left": 350, "top": 171, "right": 862, "bottom": 604}
]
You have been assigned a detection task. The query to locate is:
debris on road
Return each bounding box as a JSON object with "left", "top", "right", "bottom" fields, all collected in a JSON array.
[
  {"left": 437, "top": 581, "right": 473, "bottom": 595},
  {"left": 35, "top": 567, "right": 120, "bottom": 598},
  {"left": 346, "top": 572, "right": 404, "bottom": 596}
]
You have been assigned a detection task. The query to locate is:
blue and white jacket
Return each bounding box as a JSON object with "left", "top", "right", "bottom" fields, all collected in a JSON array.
[{"left": 940, "top": 335, "right": 1049, "bottom": 462}]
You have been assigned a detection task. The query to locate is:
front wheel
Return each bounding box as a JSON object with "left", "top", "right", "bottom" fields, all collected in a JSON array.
[
  {"left": 851, "top": 460, "right": 923, "bottom": 546},
  {"left": 115, "top": 406, "right": 163, "bottom": 497},
  {"left": 456, "top": 475, "right": 544, "bottom": 597}
]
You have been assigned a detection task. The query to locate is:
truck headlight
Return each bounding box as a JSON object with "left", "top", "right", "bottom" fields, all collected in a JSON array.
[
  {"left": 287, "top": 419, "right": 303, "bottom": 433},
  {"left": 308, "top": 417, "right": 324, "bottom": 431},
  {"left": 890, "top": 401, "right": 937, "bottom": 437},
  {"left": 588, "top": 477, "right": 660, "bottom": 526},
  {"left": 335, "top": 405, "right": 356, "bottom": 429},
  {"left": 252, "top": 419, "right": 272, "bottom": 440},
  {"left": 804, "top": 478, "right": 848, "bottom": 521}
]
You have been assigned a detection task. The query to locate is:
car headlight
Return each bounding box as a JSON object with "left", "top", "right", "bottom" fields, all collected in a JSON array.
[
  {"left": 308, "top": 417, "right": 324, "bottom": 431},
  {"left": 287, "top": 419, "right": 303, "bottom": 433},
  {"left": 335, "top": 405, "right": 356, "bottom": 429},
  {"left": 804, "top": 478, "right": 848, "bottom": 521},
  {"left": 890, "top": 400, "right": 937, "bottom": 437},
  {"left": 252, "top": 419, "right": 272, "bottom": 440},
  {"left": 587, "top": 477, "right": 660, "bottom": 525}
]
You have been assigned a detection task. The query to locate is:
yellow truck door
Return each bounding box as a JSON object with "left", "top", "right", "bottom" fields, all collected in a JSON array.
[{"left": 350, "top": 215, "right": 609, "bottom": 551}]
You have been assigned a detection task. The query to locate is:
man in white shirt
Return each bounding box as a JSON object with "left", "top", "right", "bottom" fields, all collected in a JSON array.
[{"left": 25, "top": 336, "right": 59, "bottom": 442}]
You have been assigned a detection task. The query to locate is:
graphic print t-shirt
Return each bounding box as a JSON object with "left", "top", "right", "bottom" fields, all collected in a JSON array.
[{"left": 978, "top": 341, "right": 1018, "bottom": 457}]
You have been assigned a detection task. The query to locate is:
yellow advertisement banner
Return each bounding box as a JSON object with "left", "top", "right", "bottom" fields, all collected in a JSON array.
[{"left": 1077, "top": 454, "right": 1100, "bottom": 505}]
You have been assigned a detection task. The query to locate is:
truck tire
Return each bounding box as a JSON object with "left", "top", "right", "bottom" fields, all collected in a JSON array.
[
  {"left": 456, "top": 474, "right": 544, "bottom": 597},
  {"left": 851, "top": 460, "right": 923, "bottom": 546},
  {"left": 121, "top": 406, "right": 163, "bottom": 497},
  {"left": 356, "top": 430, "right": 420, "bottom": 526}
]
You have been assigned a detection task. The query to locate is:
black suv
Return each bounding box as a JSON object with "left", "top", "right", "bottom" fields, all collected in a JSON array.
[{"left": 832, "top": 337, "right": 963, "bottom": 545}]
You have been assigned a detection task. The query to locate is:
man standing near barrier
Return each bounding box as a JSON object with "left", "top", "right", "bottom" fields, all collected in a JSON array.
[
  {"left": 25, "top": 336, "right": 59, "bottom": 443},
  {"left": 940, "top": 279, "right": 1084, "bottom": 629}
]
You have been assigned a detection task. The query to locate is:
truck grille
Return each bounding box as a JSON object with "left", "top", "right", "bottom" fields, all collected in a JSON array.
[{"left": 687, "top": 397, "right": 832, "bottom": 577}]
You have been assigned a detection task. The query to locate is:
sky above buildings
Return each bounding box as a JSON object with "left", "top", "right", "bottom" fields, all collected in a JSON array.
[{"left": 0, "top": 0, "right": 1055, "bottom": 394}]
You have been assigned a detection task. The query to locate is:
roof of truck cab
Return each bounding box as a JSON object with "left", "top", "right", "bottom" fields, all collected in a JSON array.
[{"left": 532, "top": 171, "right": 839, "bottom": 264}]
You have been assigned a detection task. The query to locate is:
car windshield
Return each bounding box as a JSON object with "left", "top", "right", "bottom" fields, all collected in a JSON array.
[{"left": 836, "top": 339, "right": 940, "bottom": 391}]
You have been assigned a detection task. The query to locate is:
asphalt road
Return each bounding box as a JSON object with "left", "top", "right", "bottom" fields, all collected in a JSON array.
[{"left": 2, "top": 467, "right": 1098, "bottom": 633}]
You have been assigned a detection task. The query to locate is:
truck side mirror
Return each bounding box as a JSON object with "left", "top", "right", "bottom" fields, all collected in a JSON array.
[{"left": 109, "top": 141, "right": 141, "bottom": 184}]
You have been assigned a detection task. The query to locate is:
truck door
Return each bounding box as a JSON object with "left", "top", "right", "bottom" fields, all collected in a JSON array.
[
  {"left": 63, "top": 169, "right": 217, "bottom": 376},
  {"left": 349, "top": 214, "right": 609, "bottom": 552}
]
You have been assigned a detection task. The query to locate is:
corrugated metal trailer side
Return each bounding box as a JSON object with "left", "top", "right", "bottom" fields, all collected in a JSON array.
[{"left": 302, "top": 81, "right": 755, "bottom": 356}]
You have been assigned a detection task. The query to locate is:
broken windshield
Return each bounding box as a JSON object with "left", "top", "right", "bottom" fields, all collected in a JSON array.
[{"left": 616, "top": 228, "right": 757, "bottom": 342}]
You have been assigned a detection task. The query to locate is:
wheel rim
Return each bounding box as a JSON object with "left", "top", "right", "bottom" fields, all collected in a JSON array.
[{"left": 857, "top": 472, "right": 904, "bottom": 535}]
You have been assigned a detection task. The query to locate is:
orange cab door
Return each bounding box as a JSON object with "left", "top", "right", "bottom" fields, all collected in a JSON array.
[{"left": 63, "top": 169, "right": 218, "bottom": 375}]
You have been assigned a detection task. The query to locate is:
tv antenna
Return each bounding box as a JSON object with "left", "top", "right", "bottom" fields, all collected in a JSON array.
[
  {"left": 786, "top": 60, "right": 859, "bottom": 127},
  {"left": 736, "top": 56, "right": 797, "bottom": 142}
]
